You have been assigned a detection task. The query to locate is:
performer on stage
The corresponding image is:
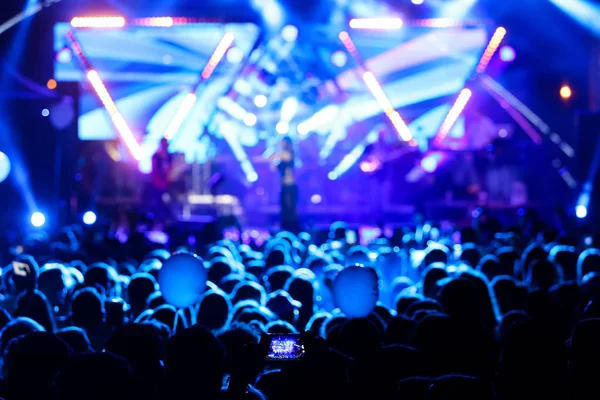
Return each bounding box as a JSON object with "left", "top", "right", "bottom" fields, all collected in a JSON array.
[{"left": 267, "top": 136, "right": 299, "bottom": 232}]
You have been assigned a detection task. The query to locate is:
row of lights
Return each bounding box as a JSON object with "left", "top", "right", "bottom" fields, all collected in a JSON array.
[
  {"left": 30, "top": 211, "right": 97, "bottom": 228},
  {"left": 70, "top": 16, "right": 216, "bottom": 28}
]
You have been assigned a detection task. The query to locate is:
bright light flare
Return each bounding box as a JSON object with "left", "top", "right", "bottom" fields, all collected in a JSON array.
[
  {"left": 435, "top": 88, "right": 472, "bottom": 144},
  {"left": 136, "top": 17, "right": 174, "bottom": 27},
  {"left": 349, "top": 18, "right": 403, "bottom": 30},
  {"left": 87, "top": 70, "right": 142, "bottom": 160},
  {"left": 202, "top": 32, "right": 235, "bottom": 80},
  {"left": 71, "top": 17, "right": 126, "bottom": 28},
  {"left": 362, "top": 71, "right": 412, "bottom": 141},
  {"left": 421, "top": 152, "right": 443, "bottom": 173},
  {"left": 83, "top": 211, "right": 97, "bottom": 225},
  {"left": 31, "top": 212, "right": 46, "bottom": 228},
  {"left": 476, "top": 27, "right": 507, "bottom": 73},
  {"left": 560, "top": 85, "right": 572, "bottom": 99}
]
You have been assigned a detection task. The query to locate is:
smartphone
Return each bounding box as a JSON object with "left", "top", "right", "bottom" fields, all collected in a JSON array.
[
  {"left": 12, "top": 261, "right": 31, "bottom": 277},
  {"left": 265, "top": 334, "right": 305, "bottom": 361}
]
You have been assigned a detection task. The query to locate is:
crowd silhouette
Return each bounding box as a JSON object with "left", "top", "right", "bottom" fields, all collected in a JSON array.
[{"left": 0, "top": 215, "right": 599, "bottom": 400}]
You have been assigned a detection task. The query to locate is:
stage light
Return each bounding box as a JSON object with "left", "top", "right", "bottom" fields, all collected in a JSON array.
[
  {"left": 560, "top": 85, "right": 572, "bottom": 99},
  {"left": 349, "top": 18, "right": 403, "bottom": 30},
  {"left": 56, "top": 47, "right": 72, "bottom": 64},
  {"left": 476, "top": 27, "right": 507, "bottom": 73},
  {"left": 0, "top": 152, "right": 10, "bottom": 183},
  {"left": 201, "top": 32, "right": 235, "bottom": 80},
  {"left": 328, "top": 171, "right": 338, "bottom": 180},
  {"left": 281, "top": 25, "right": 298, "bottom": 42},
  {"left": 276, "top": 121, "right": 289, "bottom": 134},
  {"left": 362, "top": 71, "right": 412, "bottom": 141},
  {"left": 164, "top": 93, "right": 197, "bottom": 140},
  {"left": 137, "top": 17, "right": 174, "bottom": 27},
  {"left": 421, "top": 152, "right": 442, "bottom": 173},
  {"left": 46, "top": 79, "right": 57, "bottom": 90},
  {"left": 500, "top": 45, "right": 516, "bottom": 62},
  {"left": 254, "top": 94, "right": 267, "bottom": 108},
  {"left": 412, "top": 0, "right": 425, "bottom": 4},
  {"left": 31, "top": 212, "right": 45, "bottom": 228},
  {"left": 280, "top": 97, "right": 299, "bottom": 122},
  {"left": 310, "top": 194, "right": 322, "bottom": 204},
  {"left": 435, "top": 88, "right": 472, "bottom": 144},
  {"left": 243, "top": 113, "right": 257, "bottom": 127},
  {"left": 331, "top": 50, "right": 348, "bottom": 68},
  {"left": 576, "top": 205, "right": 588, "bottom": 219},
  {"left": 226, "top": 46, "right": 244, "bottom": 64},
  {"left": 86, "top": 70, "right": 142, "bottom": 160},
  {"left": 83, "top": 211, "right": 97, "bottom": 225},
  {"left": 71, "top": 17, "right": 126, "bottom": 28},
  {"left": 298, "top": 104, "right": 339, "bottom": 135},
  {"left": 41, "top": 108, "right": 50, "bottom": 117}
]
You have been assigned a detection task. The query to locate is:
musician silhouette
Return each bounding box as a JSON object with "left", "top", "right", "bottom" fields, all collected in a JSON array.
[{"left": 150, "top": 139, "right": 174, "bottom": 227}]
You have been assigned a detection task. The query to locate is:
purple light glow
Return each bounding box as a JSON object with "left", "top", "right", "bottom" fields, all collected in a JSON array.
[{"left": 499, "top": 45, "right": 516, "bottom": 62}]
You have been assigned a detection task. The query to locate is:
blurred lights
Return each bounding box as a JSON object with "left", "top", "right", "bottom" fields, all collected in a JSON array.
[
  {"left": 41, "top": 108, "right": 50, "bottom": 117},
  {"left": 83, "top": 211, "right": 97, "bottom": 225},
  {"left": 331, "top": 50, "right": 348, "bottom": 68},
  {"left": 476, "top": 27, "right": 507, "bottom": 73},
  {"left": 281, "top": 25, "right": 298, "bottom": 42},
  {"left": 349, "top": 18, "right": 403, "bottom": 30},
  {"left": 243, "top": 113, "right": 257, "bottom": 127},
  {"left": 71, "top": 17, "right": 126, "bottom": 28},
  {"left": 202, "top": 32, "right": 235, "bottom": 80},
  {"left": 164, "top": 93, "right": 197, "bottom": 140},
  {"left": 421, "top": 152, "right": 443, "bottom": 173},
  {"left": 276, "top": 121, "right": 289, "bottom": 134},
  {"left": 412, "top": 0, "right": 425, "bottom": 4},
  {"left": 499, "top": 45, "right": 516, "bottom": 62},
  {"left": 136, "top": 17, "right": 173, "bottom": 27},
  {"left": 560, "top": 85, "right": 572, "bottom": 99},
  {"left": 86, "top": 70, "right": 142, "bottom": 160},
  {"left": 254, "top": 94, "right": 267, "bottom": 108},
  {"left": 576, "top": 205, "right": 588, "bottom": 219},
  {"left": 0, "top": 152, "right": 10, "bottom": 183},
  {"left": 362, "top": 71, "right": 412, "bottom": 141},
  {"left": 435, "top": 88, "right": 472, "bottom": 144},
  {"left": 226, "top": 46, "right": 244, "bottom": 64},
  {"left": 46, "top": 79, "right": 57, "bottom": 90},
  {"left": 310, "top": 194, "right": 322, "bottom": 204},
  {"left": 56, "top": 48, "right": 72, "bottom": 64},
  {"left": 31, "top": 212, "right": 46, "bottom": 228}
]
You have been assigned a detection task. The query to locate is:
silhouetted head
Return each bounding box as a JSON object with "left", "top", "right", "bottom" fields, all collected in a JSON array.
[
  {"left": 15, "top": 290, "right": 56, "bottom": 333},
  {"left": 70, "top": 288, "right": 105, "bottom": 330},
  {"left": 56, "top": 327, "right": 93, "bottom": 353}
]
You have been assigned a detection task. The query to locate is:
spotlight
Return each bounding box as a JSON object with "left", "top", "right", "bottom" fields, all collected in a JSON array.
[
  {"left": 560, "top": 85, "right": 572, "bottom": 100},
  {"left": 243, "top": 113, "right": 257, "bottom": 127},
  {"left": 41, "top": 109, "right": 50, "bottom": 117},
  {"left": 46, "top": 79, "right": 57, "bottom": 90},
  {"left": 330, "top": 50, "right": 348, "bottom": 68},
  {"left": 576, "top": 205, "right": 588, "bottom": 219},
  {"left": 31, "top": 212, "right": 46, "bottom": 228},
  {"left": 499, "top": 46, "right": 516, "bottom": 62},
  {"left": 281, "top": 25, "right": 298, "bottom": 42},
  {"left": 276, "top": 121, "right": 289, "bottom": 134},
  {"left": 254, "top": 94, "right": 267, "bottom": 108},
  {"left": 83, "top": 211, "right": 97, "bottom": 225},
  {"left": 328, "top": 171, "right": 338, "bottom": 180},
  {"left": 412, "top": 0, "right": 425, "bottom": 4}
]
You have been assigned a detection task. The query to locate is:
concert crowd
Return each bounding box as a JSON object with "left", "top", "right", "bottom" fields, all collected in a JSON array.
[{"left": 0, "top": 215, "right": 599, "bottom": 400}]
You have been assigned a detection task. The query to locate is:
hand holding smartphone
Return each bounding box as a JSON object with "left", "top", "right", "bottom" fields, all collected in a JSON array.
[{"left": 265, "top": 334, "right": 305, "bottom": 361}]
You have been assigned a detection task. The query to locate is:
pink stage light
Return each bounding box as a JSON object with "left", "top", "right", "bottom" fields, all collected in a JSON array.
[
  {"left": 476, "top": 27, "right": 507, "bottom": 73},
  {"left": 435, "top": 88, "right": 472, "bottom": 144},
  {"left": 71, "top": 17, "right": 126, "bottom": 28},
  {"left": 349, "top": 18, "right": 403, "bottom": 30},
  {"left": 338, "top": 31, "right": 359, "bottom": 59},
  {"left": 136, "top": 17, "right": 174, "bottom": 27},
  {"left": 201, "top": 32, "right": 235, "bottom": 80},
  {"left": 87, "top": 70, "right": 142, "bottom": 160},
  {"left": 362, "top": 71, "right": 412, "bottom": 142}
]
